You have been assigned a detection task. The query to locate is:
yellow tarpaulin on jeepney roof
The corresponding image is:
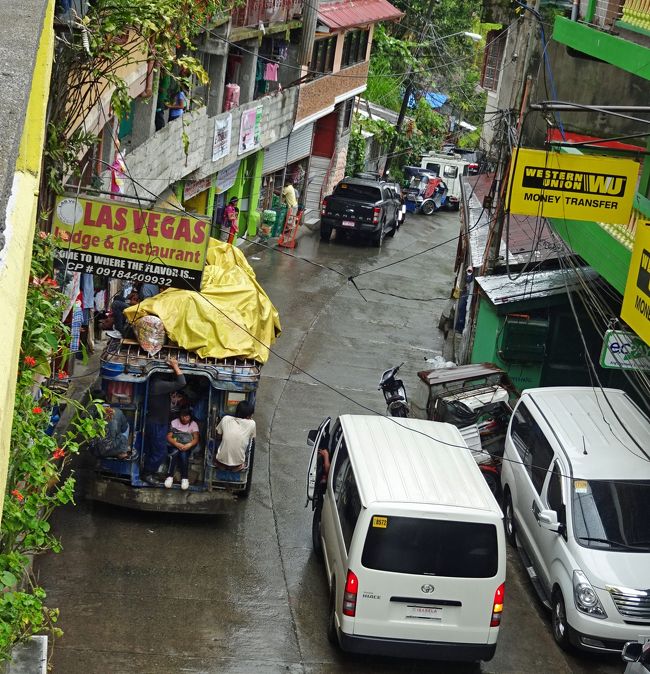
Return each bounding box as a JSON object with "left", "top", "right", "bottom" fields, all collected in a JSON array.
[{"left": 124, "top": 238, "right": 281, "bottom": 363}]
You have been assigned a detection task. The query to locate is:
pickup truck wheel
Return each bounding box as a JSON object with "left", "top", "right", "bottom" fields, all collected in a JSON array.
[
  {"left": 320, "top": 224, "right": 332, "bottom": 242},
  {"left": 327, "top": 586, "right": 338, "bottom": 645},
  {"left": 386, "top": 220, "right": 397, "bottom": 237},
  {"left": 371, "top": 224, "right": 384, "bottom": 248},
  {"left": 503, "top": 489, "right": 517, "bottom": 547}
]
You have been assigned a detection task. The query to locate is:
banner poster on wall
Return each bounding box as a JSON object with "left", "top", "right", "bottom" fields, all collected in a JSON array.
[
  {"left": 622, "top": 221, "right": 650, "bottom": 347},
  {"left": 239, "top": 106, "right": 263, "bottom": 155},
  {"left": 506, "top": 148, "right": 637, "bottom": 224},
  {"left": 212, "top": 113, "right": 232, "bottom": 162},
  {"left": 53, "top": 196, "right": 209, "bottom": 289}
]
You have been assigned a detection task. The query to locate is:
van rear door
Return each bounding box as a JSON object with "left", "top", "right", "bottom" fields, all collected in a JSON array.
[{"left": 351, "top": 512, "right": 503, "bottom": 644}]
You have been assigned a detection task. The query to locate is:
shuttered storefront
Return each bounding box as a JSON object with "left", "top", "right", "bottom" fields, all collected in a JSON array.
[{"left": 262, "top": 123, "right": 314, "bottom": 174}]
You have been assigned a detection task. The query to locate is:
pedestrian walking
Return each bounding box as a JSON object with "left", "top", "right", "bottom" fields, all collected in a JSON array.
[{"left": 223, "top": 196, "right": 240, "bottom": 244}]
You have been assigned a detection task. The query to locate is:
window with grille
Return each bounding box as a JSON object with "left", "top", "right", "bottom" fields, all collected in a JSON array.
[
  {"left": 341, "top": 28, "right": 370, "bottom": 68},
  {"left": 481, "top": 29, "right": 507, "bottom": 92},
  {"left": 310, "top": 36, "right": 336, "bottom": 77}
]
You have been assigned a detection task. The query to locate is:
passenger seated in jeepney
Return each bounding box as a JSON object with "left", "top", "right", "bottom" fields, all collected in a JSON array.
[
  {"left": 164, "top": 408, "right": 200, "bottom": 491},
  {"left": 88, "top": 391, "right": 132, "bottom": 460},
  {"left": 214, "top": 401, "right": 256, "bottom": 471}
]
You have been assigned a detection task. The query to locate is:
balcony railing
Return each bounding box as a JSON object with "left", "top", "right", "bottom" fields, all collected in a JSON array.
[
  {"left": 231, "top": 0, "right": 303, "bottom": 29},
  {"left": 582, "top": 0, "right": 650, "bottom": 35}
]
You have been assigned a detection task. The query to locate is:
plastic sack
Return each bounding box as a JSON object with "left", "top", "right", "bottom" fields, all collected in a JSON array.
[
  {"left": 134, "top": 315, "right": 166, "bottom": 356},
  {"left": 424, "top": 355, "right": 457, "bottom": 370}
]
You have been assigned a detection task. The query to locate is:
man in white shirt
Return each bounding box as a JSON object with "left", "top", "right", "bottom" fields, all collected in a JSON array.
[{"left": 214, "top": 401, "right": 256, "bottom": 470}]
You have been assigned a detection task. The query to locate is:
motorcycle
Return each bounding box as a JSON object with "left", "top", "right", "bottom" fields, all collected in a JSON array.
[{"left": 379, "top": 363, "right": 409, "bottom": 417}]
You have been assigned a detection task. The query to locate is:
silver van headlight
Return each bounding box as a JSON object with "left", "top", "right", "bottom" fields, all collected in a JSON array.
[{"left": 573, "top": 570, "right": 607, "bottom": 619}]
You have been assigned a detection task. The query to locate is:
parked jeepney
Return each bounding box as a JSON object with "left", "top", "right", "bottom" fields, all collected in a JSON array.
[{"left": 88, "top": 336, "right": 261, "bottom": 513}]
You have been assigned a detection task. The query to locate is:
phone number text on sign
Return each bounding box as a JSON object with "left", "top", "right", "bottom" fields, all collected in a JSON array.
[{"left": 53, "top": 196, "right": 209, "bottom": 289}]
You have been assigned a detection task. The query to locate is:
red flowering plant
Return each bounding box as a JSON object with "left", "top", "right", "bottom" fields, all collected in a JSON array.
[{"left": 0, "top": 230, "right": 104, "bottom": 658}]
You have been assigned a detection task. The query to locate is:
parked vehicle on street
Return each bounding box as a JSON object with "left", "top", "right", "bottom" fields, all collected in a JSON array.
[
  {"left": 501, "top": 387, "right": 650, "bottom": 654},
  {"left": 306, "top": 414, "right": 506, "bottom": 662},
  {"left": 320, "top": 177, "right": 400, "bottom": 246},
  {"left": 414, "top": 363, "right": 516, "bottom": 498},
  {"left": 353, "top": 173, "right": 406, "bottom": 227},
  {"left": 89, "top": 338, "right": 260, "bottom": 513},
  {"left": 420, "top": 152, "right": 470, "bottom": 210},
  {"left": 378, "top": 362, "right": 409, "bottom": 417},
  {"left": 442, "top": 146, "right": 481, "bottom": 175},
  {"left": 403, "top": 167, "right": 448, "bottom": 215}
]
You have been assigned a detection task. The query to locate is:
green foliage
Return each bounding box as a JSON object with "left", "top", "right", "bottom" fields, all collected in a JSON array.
[
  {"left": 46, "top": 0, "right": 232, "bottom": 194},
  {"left": 345, "top": 125, "right": 367, "bottom": 177},
  {"left": 0, "top": 232, "right": 105, "bottom": 660}
]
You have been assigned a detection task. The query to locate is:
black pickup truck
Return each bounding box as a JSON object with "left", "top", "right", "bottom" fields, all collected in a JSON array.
[{"left": 320, "top": 177, "right": 401, "bottom": 246}]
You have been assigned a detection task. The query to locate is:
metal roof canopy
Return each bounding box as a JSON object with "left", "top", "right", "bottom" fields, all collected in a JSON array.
[
  {"left": 318, "top": 0, "right": 404, "bottom": 30},
  {"left": 475, "top": 267, "right": 599, "bottom": 307}
]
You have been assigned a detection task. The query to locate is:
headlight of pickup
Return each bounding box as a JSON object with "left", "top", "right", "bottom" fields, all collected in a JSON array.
[{"left": 573, "top": 570, "right": 607, "bottom": 619}]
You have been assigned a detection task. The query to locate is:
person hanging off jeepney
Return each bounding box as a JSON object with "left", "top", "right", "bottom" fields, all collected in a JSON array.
[
  {"left": 87, "top": 391, "right": 132, "bottom": 460},
  {"left": 141, "top": 357, "right": 186, "bottom": 485},
  {"left": 214, "top": 401, "right": 256, "bottom": 471},
  {"left": 164, "top": 408, "right": 199, "bottom": 491}
]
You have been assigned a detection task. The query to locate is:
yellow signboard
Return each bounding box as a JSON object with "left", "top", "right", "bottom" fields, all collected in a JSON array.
[
  {"left": 53, "top": 196, "right": 209, "bottom": 289},
  {"left": 507, "top": 149, "right": 637, "bottom": 224},
  {"left": 622, "top": 221, "right": 650, "bottom": 347}
]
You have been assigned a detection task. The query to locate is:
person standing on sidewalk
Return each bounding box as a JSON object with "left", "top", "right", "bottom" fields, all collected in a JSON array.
[
  {"left": 141, "top": 357, "right": 186, "bottom": 485},
  {"left": 223, "top": 196, "right": 240, "bottom": 244}
]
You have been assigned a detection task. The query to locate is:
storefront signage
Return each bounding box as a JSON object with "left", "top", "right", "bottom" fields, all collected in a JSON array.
[
  {"left": 239, "top": 105, "right": 263, "bottom": 155},
  {"left": 53, "top": 196, "right": 209, "bottom": 289},
  {"left": 507, "top": 149, "right": 637, "bottom": 224},
  {"left": 622, "top": 221, "right": 650, "bottom": 346},
  {"left": 212, "top": 113, "right": 232, "bottom": 162},
  {"left": 599, "top": 329, "right": 650, "bottom": 370},
  {"left": 215, "top": 160, "right": 240, "bottom": 194},
  {"left": 184, "top": 176, "right": 212, "bottom": 201}
]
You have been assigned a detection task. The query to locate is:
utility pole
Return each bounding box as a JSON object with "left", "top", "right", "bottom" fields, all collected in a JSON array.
[{"left": 483, "top": 0, "right": 540, "bottom": 273}]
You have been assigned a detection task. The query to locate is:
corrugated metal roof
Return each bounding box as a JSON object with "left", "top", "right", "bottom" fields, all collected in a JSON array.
[
  {"left": 318, "top": 0, "right": 404, "bottom": 30},
  {"left": 475, "top": 267, "right": 598, "bottom": 306},
  {"left": 339, "top": 415, "right": 500, "bottom": 513}
]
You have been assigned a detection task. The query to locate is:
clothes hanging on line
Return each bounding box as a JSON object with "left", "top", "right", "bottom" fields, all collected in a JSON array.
[{"left": 264, "top": 62, "right": 279, "bottom": 81}]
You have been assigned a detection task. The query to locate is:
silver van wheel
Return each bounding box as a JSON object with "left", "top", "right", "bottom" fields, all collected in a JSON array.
[
  {"left": 551, "top": 591, "right": 573, "bottom": 652},
  {"left": 503, "top": 490, "right": 517, "bottom": 548}
]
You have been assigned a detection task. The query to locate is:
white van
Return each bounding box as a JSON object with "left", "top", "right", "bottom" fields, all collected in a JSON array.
[
  {"left": 420, "top": 152, "right": 469, "bottom": 210},
  {"left": 306, "top": 414, "right": 506, "bottom": 662},
  {"left": 501, "top": 387, "right": 650, "bottom": 654}
]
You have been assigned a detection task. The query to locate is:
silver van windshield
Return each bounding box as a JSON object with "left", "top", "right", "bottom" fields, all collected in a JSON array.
[
  {"left": 361, "top": 516, "right": 498, "bottom": 578},
  {"left": 572, "top": 479, "right": 650, "bottom": 552}
]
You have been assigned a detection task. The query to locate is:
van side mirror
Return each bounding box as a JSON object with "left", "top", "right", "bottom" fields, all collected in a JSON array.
[
  {"left": 536, "top": 509, "right": 563, "bottom": 533},
  {"left": 622, "top": 641, "right": 643, "bottom": 663}
]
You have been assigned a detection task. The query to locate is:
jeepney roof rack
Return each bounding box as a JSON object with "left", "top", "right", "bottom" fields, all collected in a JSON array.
[{"left": 100, "top": 337, "right": 261, "bottom": 386}]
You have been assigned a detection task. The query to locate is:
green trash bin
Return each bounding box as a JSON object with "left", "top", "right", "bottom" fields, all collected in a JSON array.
[{"left": 272, "top": 206, "right": 287, "bottom": 237}]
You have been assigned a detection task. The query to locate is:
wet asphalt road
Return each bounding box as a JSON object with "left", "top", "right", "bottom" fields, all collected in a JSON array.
[{"left": 36, "top": 211, "right": 623, "bottom": 673}]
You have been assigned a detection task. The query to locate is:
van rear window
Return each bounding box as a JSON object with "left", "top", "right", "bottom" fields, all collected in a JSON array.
[
  {"left": 333, "top": 184, "right": 382, "bottom": 201},
  {"left": 362, "top": 516, "right": 498, "bottom": 578}
]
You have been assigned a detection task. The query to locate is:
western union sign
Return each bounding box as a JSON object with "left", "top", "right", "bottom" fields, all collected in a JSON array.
[
  {"left": 507, "top": 149, "right": 637, "bottom": 224},
  {"left": 622, "top": 222, "right": 650, "bottom": 347}
]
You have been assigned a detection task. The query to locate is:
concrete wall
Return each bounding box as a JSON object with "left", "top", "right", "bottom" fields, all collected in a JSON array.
[
  {"left": 321, "top": 102, "right": 352, "bottom": 196},
  {"left": 0, "top": 0, "right": 54, "bottom": 523},
  {"left": 121, "top": 87, "right": 298, "bottom": 200},
  {"left": 296, "top": 61, "right": 369, "bottom": 123}
]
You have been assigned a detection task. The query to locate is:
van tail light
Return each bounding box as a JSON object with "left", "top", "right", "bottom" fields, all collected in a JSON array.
[
  {"left": 372, "top": 207, "right": 381, "bottom": 224},
  {"left": 490, "top": 582, "right": 505, "bottom": 627},
  {"left": 321, "top": 199, "right": 327, "bottom": 215},
  {"left": 343, "top": 569, "right": 359, "bottom": 617}
]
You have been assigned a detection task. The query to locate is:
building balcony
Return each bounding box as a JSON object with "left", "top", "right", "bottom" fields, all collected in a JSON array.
[
  {"left": 295, "top": 61, "right": 369, "bottom": 125},
  {"left": 231, "top": 0, "right": 303, "bottom": 29},
  {"left": 553, "top": 1, "right": 650, "bottom": 79}
]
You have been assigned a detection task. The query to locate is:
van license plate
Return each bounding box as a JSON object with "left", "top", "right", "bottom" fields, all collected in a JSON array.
[
  {"left": 342, "top": 220, "right": 355, "bottom": 227},
  {"left": 406, "top": 605, "right": 443, "bottom": 620}
]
